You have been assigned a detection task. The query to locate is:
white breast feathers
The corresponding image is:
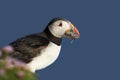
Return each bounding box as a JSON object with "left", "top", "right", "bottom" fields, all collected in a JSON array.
[{"left": 27, "top": 42, "right": 61, "bottom": 72}]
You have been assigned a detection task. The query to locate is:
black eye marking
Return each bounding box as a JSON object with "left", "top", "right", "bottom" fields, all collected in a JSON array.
[{"left": 58, "top": 23, "right": 62, "bottom": 27}]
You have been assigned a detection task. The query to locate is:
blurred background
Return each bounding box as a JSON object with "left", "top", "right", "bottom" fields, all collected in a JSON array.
[{"left": 0, "top": 0, "right": 120, "bottom": 80}]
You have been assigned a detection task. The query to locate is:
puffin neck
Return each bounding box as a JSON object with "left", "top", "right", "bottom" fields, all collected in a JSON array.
[{"left": 43, "top": 27, "right": 62, "bottom": 46}]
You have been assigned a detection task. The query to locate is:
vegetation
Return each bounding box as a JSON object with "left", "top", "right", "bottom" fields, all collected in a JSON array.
[{"left": 0, "top": 45, "right": 36, "bottom": 80}]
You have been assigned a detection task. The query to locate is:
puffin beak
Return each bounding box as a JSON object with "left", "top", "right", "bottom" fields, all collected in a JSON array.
[{"left": 65, "top": 24, "right": 80, "bottom": 39}]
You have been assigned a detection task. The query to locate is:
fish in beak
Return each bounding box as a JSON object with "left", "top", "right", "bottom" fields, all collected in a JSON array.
[{"left": 64, "top": 24, "right": 80, "bottom": 40}]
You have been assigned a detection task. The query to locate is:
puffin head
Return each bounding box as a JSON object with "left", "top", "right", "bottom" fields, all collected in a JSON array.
[{"left": 48, "top": 18, "right": 80, "bottom": 39}]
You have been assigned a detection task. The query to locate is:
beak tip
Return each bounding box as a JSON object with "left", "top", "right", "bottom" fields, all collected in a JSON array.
[
  {"left": 76, "top": 34, "right": 80, "bottom": 38},
  {"left": 73, "top": 26, "right": 80, "bottom": 38}
]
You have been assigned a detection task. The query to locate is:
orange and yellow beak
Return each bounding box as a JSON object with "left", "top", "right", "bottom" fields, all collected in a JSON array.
[{"left": 64, "top": 24, "right": 80, "bottom": 39}]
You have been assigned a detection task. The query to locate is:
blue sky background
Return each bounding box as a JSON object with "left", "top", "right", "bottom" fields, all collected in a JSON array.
[{"left": 0, "top": 0, "right": 120, "bottom": 80}]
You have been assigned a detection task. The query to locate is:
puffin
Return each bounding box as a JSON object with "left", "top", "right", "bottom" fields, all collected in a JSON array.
[{"left": 9, "top": 18, "right": 80, "bottom": 72}]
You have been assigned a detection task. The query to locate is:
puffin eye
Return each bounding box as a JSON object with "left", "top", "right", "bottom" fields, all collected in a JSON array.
[{"left": 58, "top": 23, "right": 62, "bottom": 27}]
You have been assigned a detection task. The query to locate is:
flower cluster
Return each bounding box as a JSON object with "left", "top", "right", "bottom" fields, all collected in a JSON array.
[{"left": 0, "top": 45, "right": 36, "bottom": 80}]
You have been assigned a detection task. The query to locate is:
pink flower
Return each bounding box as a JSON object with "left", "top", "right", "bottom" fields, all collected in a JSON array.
[
  {"left": 14, "top": 60, "right": 28, "bottom": 70},
  {"left": 4, "top": 57, "right": 15, "bottom": 69},
  {"left": 5, "top": 57, "right": 29, "bottom": 71},
  {"left": 0, "top": 68, "right": 5, "bottom": 76},
  {"left": 2, "top": 45, "right": 14, "bottom": 53},
  {"left": 17, "top": 71, "right": 25, "bottom": 78}
]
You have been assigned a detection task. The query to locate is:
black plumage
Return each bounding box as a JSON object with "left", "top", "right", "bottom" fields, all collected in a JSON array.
[
  {"left": 9, "top": 33, "right": 49, "bottom": 63},
  {"left": 9, "top": 18, "right": 62, "bottom": 63}
]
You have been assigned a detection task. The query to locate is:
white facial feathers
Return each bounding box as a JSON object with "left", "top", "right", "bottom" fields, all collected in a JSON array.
[{"left": 48, "top": 20, "right": 71, "bottom": 38}]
